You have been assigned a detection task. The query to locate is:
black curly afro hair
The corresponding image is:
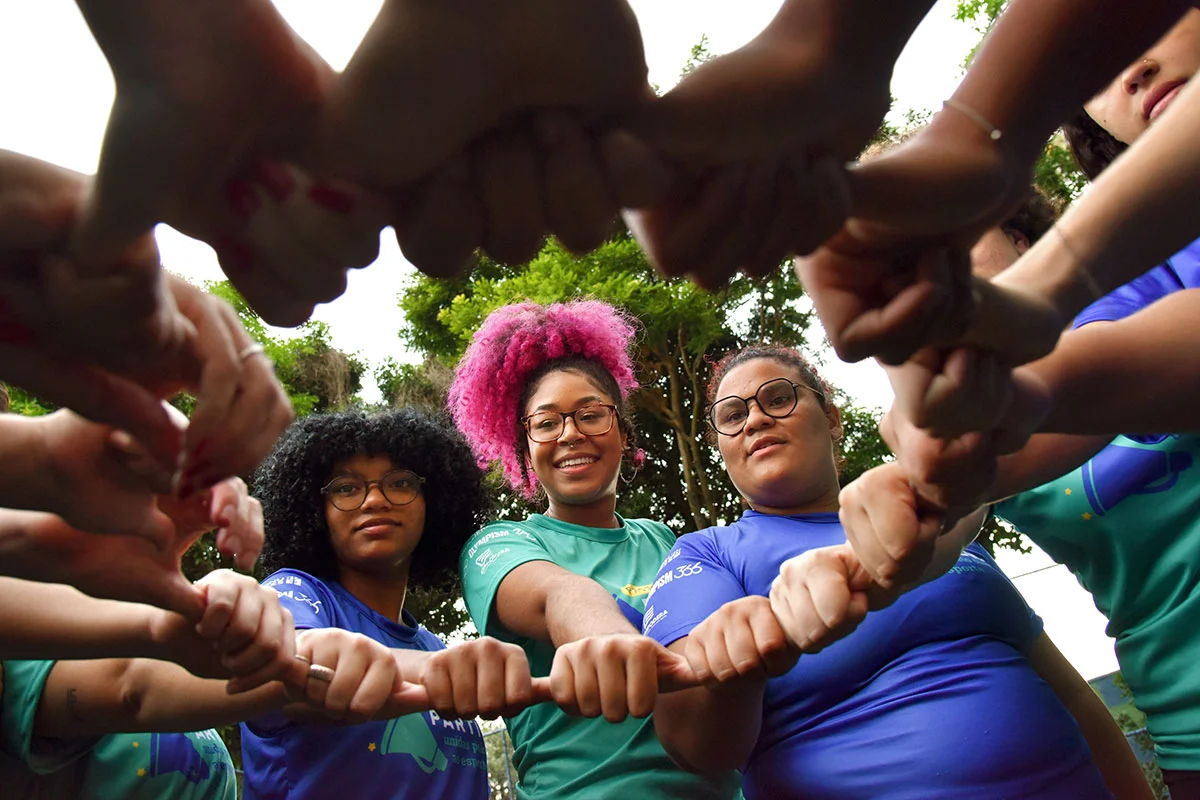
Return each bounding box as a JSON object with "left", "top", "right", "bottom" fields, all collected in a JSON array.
[{"left": 253, "top": 408, "right": 492, "bottom": 589}]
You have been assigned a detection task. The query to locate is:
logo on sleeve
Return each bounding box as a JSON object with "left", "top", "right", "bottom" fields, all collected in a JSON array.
[{"left": 620, "top": 583, "right": 652, "bottom": 597}]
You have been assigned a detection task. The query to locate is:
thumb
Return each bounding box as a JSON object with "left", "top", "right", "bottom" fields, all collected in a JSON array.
[
  {"left": 382, "top": 683, "right": 432, "bottom": 718},
  {"left": 146, "top": 568, "right": 206, "bottom": 623},
  {"left": 657, "top": 651, "right": 701, "bottom": 693},
  {"left": 530, "top": 677, "right": 555, "bottom": 705}
]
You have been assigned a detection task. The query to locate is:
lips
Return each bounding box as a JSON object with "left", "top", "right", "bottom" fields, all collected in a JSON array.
[
  {"left": 355, "top": 517, "right": 399, "bottom": 533},
  {"left": 1145, "top": 79, "right": 1187, "bottom": 122},
  {"left": 747, "top": 436, "right": 785, "bottom": 456},
  {"left": 554, "top": 454, "right": 599, "bottom": 470}
]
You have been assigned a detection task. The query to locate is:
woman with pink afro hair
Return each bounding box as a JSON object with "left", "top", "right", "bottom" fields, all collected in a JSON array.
[{"left": 452, "top": 300, "right": 740, "bottom": 800}]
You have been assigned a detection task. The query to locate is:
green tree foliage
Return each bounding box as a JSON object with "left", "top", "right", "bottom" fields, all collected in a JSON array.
[{"left": 399, "top": 233, "right": 818, "bottom": 532}]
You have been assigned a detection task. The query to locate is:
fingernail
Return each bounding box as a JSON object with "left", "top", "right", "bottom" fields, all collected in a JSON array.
[
  {"left": 309, "top": 184, "right": 356, "bottom": 214},
  {"left": 254, "top": 161, "right": 296, "bottom": 203},
  {"left": 224, "top": 179, "right": 260, "bottom": 220}
]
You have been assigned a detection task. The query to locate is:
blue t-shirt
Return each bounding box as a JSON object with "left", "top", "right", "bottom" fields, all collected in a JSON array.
[
  {"left": 1072, "top": 235, "right": 1200, "bottom": 328},
  {"left": 240, "top": 570, "right": 488, "bottom": 800},
  {"left": 643, "top": 511, "right": 1112, "bottom": 800}
]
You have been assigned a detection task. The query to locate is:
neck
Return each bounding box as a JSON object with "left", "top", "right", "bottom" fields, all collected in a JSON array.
[
  {"left": 545, "top": 495, "right": 620, "bottom": 529},
  {"left": 336, "top": 562, "right": 411, "bottom": 623},
  {"left": 747, "top": 486, "right": 840, "bottom": 517}
]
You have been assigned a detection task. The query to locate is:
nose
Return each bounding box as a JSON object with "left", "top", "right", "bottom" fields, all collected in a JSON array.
[
  {"left": 361, "top": 481, "right": 391, "bottom": 509},
  {"left": 742, "top": 399, "right": 776, "bottom": 436},
  {"left": 1123, "top": 57, "right": 1160, "bottom": 94},
  {"left": 557, "top": 415, "right": 586, "bottom": 445}
]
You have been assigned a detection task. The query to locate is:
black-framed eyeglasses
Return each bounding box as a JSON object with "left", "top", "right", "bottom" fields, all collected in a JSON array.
[
  {"left": 321, "top": 469, "right": 426, "bottom": 511},
  {"left": 707, "top": 378, "right": 825, "bottom": 436},
  {"left": 522, "top": 404, "right": 618, "bottom": 444}
]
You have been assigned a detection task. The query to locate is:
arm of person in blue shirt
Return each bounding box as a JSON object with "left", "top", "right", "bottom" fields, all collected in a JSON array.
[{"left": 1026, "top": 633, "right": 1156, "bottom": 800}]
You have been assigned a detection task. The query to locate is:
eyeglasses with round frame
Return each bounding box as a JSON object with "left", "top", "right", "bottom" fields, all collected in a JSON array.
[
  {"left": 321, "top": 469, "right": 427, "bottom": 511},
  {"left": 522, "top": 403, "right": 619, "bottom": 444},
  {"left": 707, "top": 377, "right": 825, "bottom": 436}
]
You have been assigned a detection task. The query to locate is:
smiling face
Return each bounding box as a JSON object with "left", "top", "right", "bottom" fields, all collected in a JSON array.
[
  {"left": 714, "top": 357, "right": 842, "bottom": 515},
  {"left": 1084, "top": 10, "right": 1200, "bottom": 145},
  {"left": 522, "top": 368, "right": 627, "bottom": 522},
  {"left": 324, "top": 453, "right": 426, "bottom": 580}
]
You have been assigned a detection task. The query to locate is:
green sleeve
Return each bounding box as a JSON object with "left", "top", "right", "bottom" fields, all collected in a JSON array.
[
  {"left": 459, "top": 523, "right": 554, "bottom": 637},
  {"left": 0, "top": 660, "right": 96, "bottom": 773}
]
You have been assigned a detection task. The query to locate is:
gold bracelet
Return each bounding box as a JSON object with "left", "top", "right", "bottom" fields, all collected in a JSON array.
[{"left": 942, "top": 98, "right": 1004, "bottom": 143}]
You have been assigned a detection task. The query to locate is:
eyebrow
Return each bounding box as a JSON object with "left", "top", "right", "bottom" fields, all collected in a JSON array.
[{"left": 531, "top": 395, "right": 603, "bottom": 412}]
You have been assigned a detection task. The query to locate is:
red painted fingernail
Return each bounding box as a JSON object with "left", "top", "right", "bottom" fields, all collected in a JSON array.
[
  {"left": 224, "top": 179, "right": 260, "bottom": 219},
  {"left": 254, "top": 161, "right": 296, "bottom": 203},
  {"left": 309, "top": 184, "right": 356, "bottom": 214}
]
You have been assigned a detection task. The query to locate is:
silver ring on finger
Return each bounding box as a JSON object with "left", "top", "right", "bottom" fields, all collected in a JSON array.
[
  {"left": 308, "top": 663, "right": 336, "bottom": 683},
  {"left": 238, "top": 343, "right": 267, "bottom": 362}
]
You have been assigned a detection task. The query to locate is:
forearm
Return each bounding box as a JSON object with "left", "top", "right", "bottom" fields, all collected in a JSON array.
[
  {"left": 954, "top": 0, "right": 1191, "bottom": 163},
  {"left": 1030, "top": 291, "right": 1200, "bottom": 434},
  {"left": 766, "top": 0, "right": 935, "bottom": 75},
  {"left": 0, "top": 578, "right": 166, "bottom": 661},
  {"left": 0, "top": 416, "right": 58, "bottom": 516},
  {"left": 1028, "top": 634, "right": 1153, "bottom": 799},
  {"left": 36, "top": 658, "right": 286, "bottom": 738},
  {"left": 654, "top": 666, "right": 763, "bottom": 775},
  {"left": 544, "top": 574, "right": 639, "bottom": 645},
  {"left": 989, "top": 433, "right": 1112, "bottom": 502}
]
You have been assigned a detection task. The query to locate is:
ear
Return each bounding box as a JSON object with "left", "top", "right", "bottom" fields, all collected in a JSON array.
[
  {"left": 826, "top": 402, "right": 844, "bottom": 441},
  {"left": 1005, "top": 226, "right": 1031, "bottom": 255}
]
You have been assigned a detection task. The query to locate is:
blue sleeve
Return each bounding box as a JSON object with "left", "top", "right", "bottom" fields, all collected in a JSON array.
[
  {"left": 1072, "top": 264, "right": 1184, "bottom": 328},
  {"left": 261, "top": 570, "right": 333, "bottom": 631},
  {"left": 641, "top": 533, "right": 747, "bottom": 648},
  {"left": 964, "top": 543, "right": 1045, "bottom": 651}
]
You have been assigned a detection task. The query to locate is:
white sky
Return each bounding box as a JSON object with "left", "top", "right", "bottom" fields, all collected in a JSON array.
[{"left": 0, "top": 0, "right": 1118, "bottom": 680}]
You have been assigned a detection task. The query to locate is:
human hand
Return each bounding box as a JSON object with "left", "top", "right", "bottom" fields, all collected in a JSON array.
[
  {"left": 415, "top": 636, "right": 550, "bottom": 720},
  {"left": 10, "top": 509, "right": 207, "bottom": 621},
  {"left": 158, "top": 477, "right": 264, "bottom": 572},
  {"left": 313, "top": 0, "right": 650, "bottom": 188},
  {"left": 769, "top": 544, "right": 882, "bottom": 654},
  {"left": 877, "top": 408, "right": 999, "bottom": 513},
  {"left": 393, "top": 111, "right": 672, "bottom": 276},
  {"left": 148, "top": 568, "right": 297, "bottom": 684},
  {"left": 838, "top": 461, "right": 947, "bottom": 591},
  {"left": 683, "top": 595, "right": 800, "bottom": 690},
  {"left": 266, "top": 628, "right": 430, "bottom": 724},
  {"left": 549, "top": 632, "right": 697, "bottom": 722}
]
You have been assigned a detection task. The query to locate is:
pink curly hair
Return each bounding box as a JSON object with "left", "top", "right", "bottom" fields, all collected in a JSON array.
[{"left": 448, "top": 300, "right": 642, "bottom": 497}]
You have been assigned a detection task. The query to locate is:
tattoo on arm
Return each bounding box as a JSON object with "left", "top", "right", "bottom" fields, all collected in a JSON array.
[{"left": 66, "top": 688, "right": 84, "bottom": 722}]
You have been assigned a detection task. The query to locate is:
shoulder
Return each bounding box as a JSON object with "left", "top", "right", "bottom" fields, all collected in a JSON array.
[
  {"left": 461, "top": 520, "right": 546, "bottom": 562},
  {"left": 261, "top": 569, "right": 331, "bottom": 595},
  {"left": 623, "top": 518, "right": 678, "bottom": 547}
]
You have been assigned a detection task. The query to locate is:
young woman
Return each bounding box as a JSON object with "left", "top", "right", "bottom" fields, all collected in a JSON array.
[
  {"left": 241, "top": 407, "right": 540, "bottom": 799},
  {"left": 450, "top": 300, "right": 740, "bottom": 800},
  {"left": 645, "top": 344, "right": 1150, "bottom": 800}
]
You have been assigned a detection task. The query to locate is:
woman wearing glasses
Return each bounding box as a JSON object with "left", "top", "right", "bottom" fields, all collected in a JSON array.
[
  {"left": 240, "top": 408, "right": 537, "bottom": 800},
  {"left": 450, "top": 301, "right": 740, "bottom": 800},
  {"left": 643, "top": 344, "right": 1150, "bottom": 800}
]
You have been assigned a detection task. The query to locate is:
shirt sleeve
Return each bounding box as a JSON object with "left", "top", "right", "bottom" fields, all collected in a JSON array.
[
  {"left": 459, "top": 523, "right": 557, "bottom": 637},
  {"left": 261, "top": 570, "right": 333, "bottom": 631},
  {"left": 641, "top": 533, "right": 747, "bottom": 648},
  {"left": 0, "top": 660, "right": 96, "bottom": 773},
  {"left": 1071, "top": 266, "right": 1178, "bottom": 328}
]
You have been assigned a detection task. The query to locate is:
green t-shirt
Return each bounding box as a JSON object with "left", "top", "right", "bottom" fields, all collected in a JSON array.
[
  {"left": 460, "top": 513, "right": 740, "bottom": 800},
  {"left": 995, "top": 433, "right": 1200, "bottom": 770},
  {"left": 0, "top": 660, "right": 236, "bottom": 799}
]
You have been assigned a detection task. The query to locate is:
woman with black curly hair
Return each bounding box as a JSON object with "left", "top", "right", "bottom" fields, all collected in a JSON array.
[{"left": 241, "top": 408, "right": 540, "bottom": 800}]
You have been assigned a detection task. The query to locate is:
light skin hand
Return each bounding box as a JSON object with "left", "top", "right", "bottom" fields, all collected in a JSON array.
[
  {"left": 416, "top": 636, "right": 550, "bottom": 720},
  {"left": 683, "top": 595, "right": 800, "bottom": 689},
  {"left": 769, "top": 544, "right": 876, "bottom": 654},
  {"left": 549, "top": 632, "right": 698, "bottom": 723}
]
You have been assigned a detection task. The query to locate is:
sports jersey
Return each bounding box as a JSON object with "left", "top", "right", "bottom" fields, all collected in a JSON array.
[
  {"left": 644, "top": 510, "right": 1112, "bottom": 800},
  {"left": 241, "top": 569, "right": 488, "bottom": 800},
  {"left": 996, "top": 236, "right": 1200, "bottom": 770},
  {"left": 460, "top": 513, "right": 740, "bottom": 800},
  {"left": 0, "top": 660, "right": 235, "bottom": 799}
]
